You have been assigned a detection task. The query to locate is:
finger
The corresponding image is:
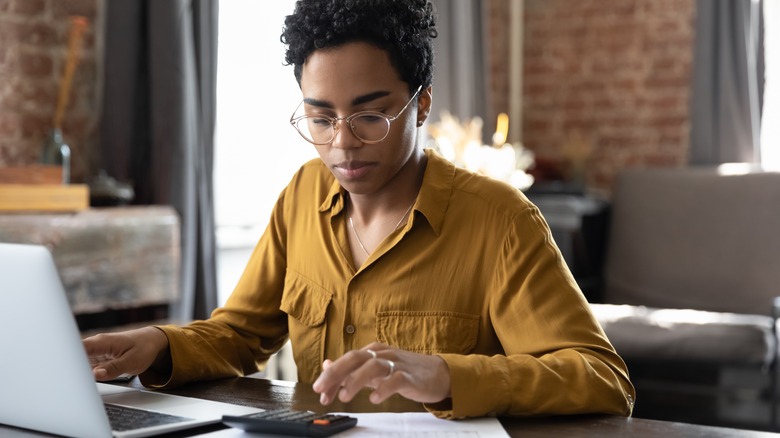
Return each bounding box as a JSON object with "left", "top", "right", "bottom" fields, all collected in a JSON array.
[
  {"left": 369, "top": 370, "right": 405, "bottom": 404},
  {"left": 314, "top": 356, "right": 358, "bottom": 405},
  {"left": 93, "top": 358, "right": 126, "bottom": 381},
  {"left": 314, "top": 349, "right": 379, "bottom": 404},
  {"left": 318, "top": 376, "right": 344, "bottom": 406},
  {"left": 384, "top": 359, "right": 396, "bottom": 379},
  {"left": 337, "top": 357, "right": 395, "bottom": 402},
  {"left": 314, "top": 350, "right": 369, "bottom": 392},
  {"left": 83, "top": 333, "right": 116, "bottom": 357}
]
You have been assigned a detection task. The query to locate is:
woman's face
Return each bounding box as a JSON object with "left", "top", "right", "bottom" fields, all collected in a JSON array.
[{"left": 298, "top": 42, "right": 430, "bottom": 197}]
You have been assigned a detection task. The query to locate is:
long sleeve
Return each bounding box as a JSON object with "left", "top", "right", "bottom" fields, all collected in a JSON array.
[
  {"left": 428, "top": 206, "right": 635, "bottom": 418},
  {"left": 139, "top": 190, "right": 291, "bottom": 388}
]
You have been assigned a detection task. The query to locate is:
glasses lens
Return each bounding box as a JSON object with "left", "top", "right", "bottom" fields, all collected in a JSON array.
[
  {"left": 295, "top": 116, "right": 334, "bottom": 144},
  {"left": 350, "top": 114, "right": 391, "bottom": 143},
  {"left": 293, "top": 113, "right": 392, "bottom": 144}
]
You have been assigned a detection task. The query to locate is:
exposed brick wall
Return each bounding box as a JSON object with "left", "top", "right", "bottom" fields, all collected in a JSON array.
[
  {"left": 2, "top": 0, "right": 696, "bottom": 193},
  {"left": 489, "top": 0, "right": 696, "bottom": 195},
  {"left": 483, "top": 0, "right": 511, "bottom": 142},
  {"left": 0, "top": 0, "right": 100, "bottom": 183}
]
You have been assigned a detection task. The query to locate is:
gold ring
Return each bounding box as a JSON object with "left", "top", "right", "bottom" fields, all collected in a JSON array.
[{"left": 366, "top": 349, "right": 377, "bottom": 360}]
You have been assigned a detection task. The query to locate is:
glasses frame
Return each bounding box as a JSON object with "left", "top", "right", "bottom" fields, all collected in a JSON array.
[{"left": 290, "top": 85, "right": 423, "bottom": 145}]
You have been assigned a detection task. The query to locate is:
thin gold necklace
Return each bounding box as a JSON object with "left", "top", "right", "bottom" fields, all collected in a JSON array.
[{"left": 348, "top": 198, "right": 415, "bottom": 256}]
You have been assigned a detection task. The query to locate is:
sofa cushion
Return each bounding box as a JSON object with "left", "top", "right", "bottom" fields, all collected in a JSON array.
[
  {"left": 591, "top": 303, "right": 776, "bottom": 367},
  {"left": 603, "top": 168, "right": 780, "bottom": 315}
]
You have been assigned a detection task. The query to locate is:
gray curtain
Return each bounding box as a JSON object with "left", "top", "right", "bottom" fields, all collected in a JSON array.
[
  {"left": 99, "top": 0, "right": 218, "bottom": 321},
  {"left": 431, "top": 0, "right": 491, "bottom": 144},
  {"left": 689, "top": 0, "right": 764, "bottom": 165}
]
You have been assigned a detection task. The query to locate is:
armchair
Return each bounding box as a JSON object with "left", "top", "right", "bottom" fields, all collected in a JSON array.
[{"left": 589, "top": 167, "right": 780, "bottom": 430}]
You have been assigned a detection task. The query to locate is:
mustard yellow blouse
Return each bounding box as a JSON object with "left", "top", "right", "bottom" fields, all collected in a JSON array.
[{"left": 145, "top": 149, "right": 635, "bottom": 419}]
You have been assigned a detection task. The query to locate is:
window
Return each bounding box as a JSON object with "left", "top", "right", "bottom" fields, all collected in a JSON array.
[
  {"left": 762, "top": 0, "right": 780, "bottom": 170},
  {"left": 215, "top": 0, "right": 316, "bottom": 304}
]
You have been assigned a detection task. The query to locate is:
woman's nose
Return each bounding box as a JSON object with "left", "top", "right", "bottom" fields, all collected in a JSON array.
[{"left": 330, "top": 119, "right": 362, "bottom": 149}]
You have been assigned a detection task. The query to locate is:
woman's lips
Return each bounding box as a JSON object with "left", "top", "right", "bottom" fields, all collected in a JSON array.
[{"left": 334, "top": 161, "right": 375, "bottom": 180}]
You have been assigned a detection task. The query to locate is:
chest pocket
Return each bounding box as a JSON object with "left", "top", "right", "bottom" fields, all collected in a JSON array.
[
  {"left": 280, "top": 270, "right": 332, "bottom": 382},
  {"left": 376, "top": 311, "right": 480, "bottom": 354}
]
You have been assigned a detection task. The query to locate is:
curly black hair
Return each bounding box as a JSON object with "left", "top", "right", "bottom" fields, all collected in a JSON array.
[{"left": 280, "top": 0, "right": 437, "bottom": 93}]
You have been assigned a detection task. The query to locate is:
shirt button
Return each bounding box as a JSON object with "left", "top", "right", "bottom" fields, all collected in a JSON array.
[{"left": 345, "top": 324, "right": 356, "bottom": 334}]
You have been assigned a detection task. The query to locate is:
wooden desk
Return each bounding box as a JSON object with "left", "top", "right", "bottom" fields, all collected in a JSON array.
[{"left": 1, "top": 377, "right": 776, "bottom": 437}]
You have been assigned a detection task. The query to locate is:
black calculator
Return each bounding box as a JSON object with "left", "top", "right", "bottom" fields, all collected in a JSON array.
[{"left": 222, "top": 409, "right": 358, "bottom": 437}]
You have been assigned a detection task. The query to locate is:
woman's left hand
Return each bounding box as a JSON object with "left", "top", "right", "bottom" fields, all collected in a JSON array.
[{"left": 312, "top": 342, "right": 451, "bottom": 405}]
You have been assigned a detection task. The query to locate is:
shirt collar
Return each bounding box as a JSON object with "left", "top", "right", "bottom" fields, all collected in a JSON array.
[
  {"left": 319, "top": 177, "right": 345, "bottom": 215},
  {"left": 414, "top": 149, "right": 453, "bottom": 236},
  {"left": 317, "top": 148, "right": 454, "bottom": 235}
]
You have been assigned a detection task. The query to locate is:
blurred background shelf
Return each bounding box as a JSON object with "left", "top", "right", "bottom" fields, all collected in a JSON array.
[{"left": 0, "top": 183, "right": 89, "bottom": 212}]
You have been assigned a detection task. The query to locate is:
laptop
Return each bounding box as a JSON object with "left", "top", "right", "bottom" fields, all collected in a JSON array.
[{"left": 0, "top": 243, "right": 262, "bottom": 438}]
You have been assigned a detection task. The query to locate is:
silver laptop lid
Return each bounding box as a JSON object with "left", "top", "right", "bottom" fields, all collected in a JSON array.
[
  {"left": 0, "top": 243, "right": 263, "bottom": 438},
  {"left": 0, "top": 242, "right": 113, "bottom": 438}
]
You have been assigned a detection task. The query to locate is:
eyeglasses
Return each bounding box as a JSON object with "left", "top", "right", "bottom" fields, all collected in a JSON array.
[{"left": 289, "top": 86, "right": 422, "bottom": 145}]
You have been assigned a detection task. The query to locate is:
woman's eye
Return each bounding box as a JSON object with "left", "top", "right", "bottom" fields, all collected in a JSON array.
[
  {"left": 309, "top": 116, "right": 332, "bottom": 126},
  {"left": 356, "top": 114, "right": 384, "bottom": 123}
]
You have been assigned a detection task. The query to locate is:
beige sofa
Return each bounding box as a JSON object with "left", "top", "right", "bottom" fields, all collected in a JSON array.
[{"left": 589, "top": 167, "right": 780, "bottom": 430}]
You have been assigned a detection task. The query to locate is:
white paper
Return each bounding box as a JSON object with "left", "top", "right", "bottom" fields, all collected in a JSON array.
[{"left": 195, "top": 412, "right": 509, "bottom": 437}]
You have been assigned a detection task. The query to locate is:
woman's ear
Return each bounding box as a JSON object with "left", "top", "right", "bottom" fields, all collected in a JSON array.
[{"left": 416, "top": 86, "right": 433, "bottom": 126}]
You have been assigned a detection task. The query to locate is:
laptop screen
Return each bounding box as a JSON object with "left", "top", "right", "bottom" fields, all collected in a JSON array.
[
  {"left": 0, "top": 243, "right": 262, "bottom": 438},
  {"left": 0, "top": 243, "right": 113, "bottom": 437}
]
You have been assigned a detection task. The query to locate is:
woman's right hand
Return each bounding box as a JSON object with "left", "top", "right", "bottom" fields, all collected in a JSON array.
[{"left": 82, "top": 326, "right": 171, "bottom": 381}]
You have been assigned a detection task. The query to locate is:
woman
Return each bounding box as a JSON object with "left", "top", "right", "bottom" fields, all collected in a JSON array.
[{"left": 85, "top": 0, "right": 634, "bottom": 419}]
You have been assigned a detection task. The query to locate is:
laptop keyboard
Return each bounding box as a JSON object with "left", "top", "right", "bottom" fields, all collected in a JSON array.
[{"left": 105, "top": 403, "right": 193, "bottom": 431}]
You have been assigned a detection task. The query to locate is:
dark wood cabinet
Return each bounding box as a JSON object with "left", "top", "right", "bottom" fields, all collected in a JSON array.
[{"left": 525, "top": 193, "right": 610, "bottom": 303}]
